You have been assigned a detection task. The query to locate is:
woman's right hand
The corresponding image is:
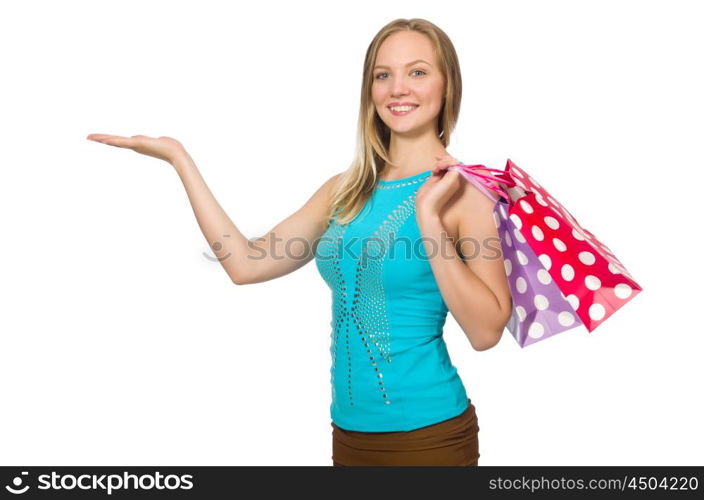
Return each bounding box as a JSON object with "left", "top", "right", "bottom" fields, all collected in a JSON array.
[{"left": 86, "top": 134, "right": 186, "bottom": 165}]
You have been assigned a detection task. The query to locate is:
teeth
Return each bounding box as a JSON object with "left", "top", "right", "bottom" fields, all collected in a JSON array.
[{"left": 390, "top": 105, "right": 417, "bottom": 112}]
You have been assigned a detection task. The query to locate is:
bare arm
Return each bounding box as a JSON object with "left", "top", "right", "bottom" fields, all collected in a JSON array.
[
  {"left": 86, "top": 133, "right": 338, "bottom": 286},
  {"left": 416, "top": 155, "right": 512, "bottom": 351},
  {"left": 171, "top": 149, "right": 339, "bottom": 285},
  {"left": 417, "top": 181, "right": 512, "bottom": 351}
]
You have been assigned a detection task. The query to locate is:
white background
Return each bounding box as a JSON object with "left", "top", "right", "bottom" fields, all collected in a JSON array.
[{"left": 1, "top": 0, "right": 701, "bottom": 466}]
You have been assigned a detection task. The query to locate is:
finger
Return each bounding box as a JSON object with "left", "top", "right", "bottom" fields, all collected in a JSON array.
[
  {"left": 436, "top": 169, "right": 460, "bottom": 181},
  {"left": 434, "top": 153, "right": 461, "bottom": 169},
  {"left": 87, "top": 134, "right": 126, "bottom": 140},
  {"left": 108, "top": 137, "right": 139, "bottom": 148},
  {"left": 435, "top": 158, "right": 460, "bottom": 166},
  {"left": 432, "top": 163, "right": 453, "bottom": 174},
  {"left": 93, "top": 136, "right": 135, "bottom": 148},
  {"left": 88, "top": 134, "right": 118, "bottom": 144}
]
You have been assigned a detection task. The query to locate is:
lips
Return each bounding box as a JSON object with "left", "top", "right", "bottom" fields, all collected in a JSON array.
[
  {"left": 388, "top": 105, "right": 419, "bottom": 116},
  {"left": 387, "top": 102, "right": 419, "bottom": 108}
]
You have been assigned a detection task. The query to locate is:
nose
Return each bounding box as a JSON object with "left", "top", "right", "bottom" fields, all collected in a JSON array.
[
  {"left": 390, "top": 79, "right": 411, "bottom": 97},
  {"left": 391, "top": 88, "right": 410, "bottom": 98}
]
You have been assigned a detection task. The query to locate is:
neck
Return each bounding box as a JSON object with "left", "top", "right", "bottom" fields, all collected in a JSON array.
[{"left": 384, "top": 128, "right": 448, "bottom": 176}]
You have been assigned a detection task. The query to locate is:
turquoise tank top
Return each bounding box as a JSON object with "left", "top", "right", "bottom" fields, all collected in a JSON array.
[{"left": 315, "top": 169, "right": 470, "bottom": 432}]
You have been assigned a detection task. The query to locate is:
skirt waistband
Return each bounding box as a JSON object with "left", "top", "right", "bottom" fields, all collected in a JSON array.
[{"left": 331, "top": 399, "right": 480, "bottom": 465}]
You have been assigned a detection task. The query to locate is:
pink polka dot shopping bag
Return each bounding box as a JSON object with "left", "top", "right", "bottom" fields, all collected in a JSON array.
[{"left": 447, "top": 159, "right": 642, "bottom": 348}]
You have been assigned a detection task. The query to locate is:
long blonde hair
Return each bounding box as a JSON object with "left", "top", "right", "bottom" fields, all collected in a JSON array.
[{"left": 327, "top": 18, "right": 463, "bottom": 225}]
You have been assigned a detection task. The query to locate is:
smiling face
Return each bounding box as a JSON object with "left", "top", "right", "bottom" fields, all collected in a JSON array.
[{"left": 371, "top": 30, "right": 446, "bottom": 137}]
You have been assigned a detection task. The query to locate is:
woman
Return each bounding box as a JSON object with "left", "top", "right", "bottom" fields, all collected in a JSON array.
[{"left": 87, "top": 18, "right": 512, "bottom": 466}]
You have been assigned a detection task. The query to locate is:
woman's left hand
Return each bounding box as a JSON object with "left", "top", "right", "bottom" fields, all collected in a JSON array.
[{"left": 415, "top": 154, "right": 464, "bottom": 219}]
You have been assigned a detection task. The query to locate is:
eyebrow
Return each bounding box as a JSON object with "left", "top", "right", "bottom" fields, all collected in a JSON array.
[{"left": 373, "top": 59, "right": 432, "bottom": 70}]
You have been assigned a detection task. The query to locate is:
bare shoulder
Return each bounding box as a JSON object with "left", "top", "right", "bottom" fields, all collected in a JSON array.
[
  {"left": 326, "top": 171, "right": 344, "bottom": 194},
  {"left": 305, "top": 171, "right": 344, "bottom": 226},
  {"left": 318, "top": 171, "right": 344, "bottom": 209},
  {"left": 307, "top": 171, "right": 343, "bottom": 203}
]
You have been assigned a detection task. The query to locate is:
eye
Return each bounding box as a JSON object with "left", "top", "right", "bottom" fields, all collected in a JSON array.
[{"left": 374, "top": 69, "right": 427, "bottom": 80}]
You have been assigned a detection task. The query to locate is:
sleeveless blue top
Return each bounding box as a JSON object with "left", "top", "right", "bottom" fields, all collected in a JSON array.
[{"left": 315, "top": 169, "right": 470, "bottom": 432}]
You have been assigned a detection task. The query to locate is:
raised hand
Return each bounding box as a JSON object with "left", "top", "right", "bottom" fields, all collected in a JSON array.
[
  {"left": 415, "top": 154, "right": 463, "bottom": 219},
  {"left": 86, "top": 133, "right": 185, "bottom": 165}
]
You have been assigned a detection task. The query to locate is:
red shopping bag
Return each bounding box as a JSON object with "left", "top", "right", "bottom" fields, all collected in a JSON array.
[{"left": 449, "top": 159, "right": 642, "bottom": 344}]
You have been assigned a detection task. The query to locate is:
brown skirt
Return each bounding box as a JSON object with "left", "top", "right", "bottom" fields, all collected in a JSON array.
[{"left": 331, "top": 399, "right": 479, "bottom": 466}]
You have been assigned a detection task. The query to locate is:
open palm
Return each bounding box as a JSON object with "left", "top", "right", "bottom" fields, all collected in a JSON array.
[{"left": 86, "top": 134, "right": 185, "bottom": 165}]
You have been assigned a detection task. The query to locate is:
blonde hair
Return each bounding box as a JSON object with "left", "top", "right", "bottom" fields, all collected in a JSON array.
[{"left": 327, "top": 18, "right": 463, "bottom": 225}]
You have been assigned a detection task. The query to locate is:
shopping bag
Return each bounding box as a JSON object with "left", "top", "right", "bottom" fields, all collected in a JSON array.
[{"left": 448, "top": 159, "right": 642, "bottom": 347}]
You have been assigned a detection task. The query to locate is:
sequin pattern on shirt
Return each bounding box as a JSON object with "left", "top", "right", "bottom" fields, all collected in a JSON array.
[{"left": 315, "top": 170, "right": 469, "bottom": 432}]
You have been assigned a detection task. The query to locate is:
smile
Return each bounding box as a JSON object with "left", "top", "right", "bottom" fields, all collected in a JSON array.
[{"left": 388, "top": 105, "right": 418, "bottom": 116}]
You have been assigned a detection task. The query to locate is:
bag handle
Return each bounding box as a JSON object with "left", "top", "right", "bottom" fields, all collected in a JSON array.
[{"left": 448, "top": 163, "right": 516, "bottom": 206}]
